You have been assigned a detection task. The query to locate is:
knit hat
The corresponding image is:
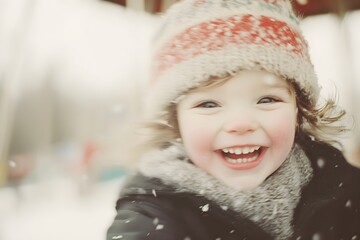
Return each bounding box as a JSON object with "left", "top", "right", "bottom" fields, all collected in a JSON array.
[{"left": 147, "top": 0, "right": 319, "bottom": 117}]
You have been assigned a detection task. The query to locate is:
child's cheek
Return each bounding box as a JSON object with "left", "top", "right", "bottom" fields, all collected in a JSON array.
[
  {"left": 269, "top": 115, "right": 296, "bottom": 147},
  {"left": 183, "top": 126, "right": 211, "bottom": 151},
  {"left": 180, "top": 120, "right": 214, "bottom": 164}
]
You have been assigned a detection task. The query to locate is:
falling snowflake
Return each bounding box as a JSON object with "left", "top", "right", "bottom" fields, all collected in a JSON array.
[
  {"left": 221, "top": 205, "right": 228, "bottom": 211},
  {"left": 153, "top": 218, "right": 159, "bottom": 225},
  {"left": 316, "top": 158, "right": 325, "bottom": 169},
  {"left": 156, "top": 224, "right": 164, "bottom": 230},
  {"left": 312, "top": 232, "right": 322, "bottom": 240},
  {"left": 152, "top": 189, "right": 157, "bottom": 197},
  {"left": 345, "top": 200, "right": 352, "bottom": 208},
  {"left": 112, "top": 235, "right": 123, "bottom": 239},
  {"left": 201, "top": 204, "right": 209, "bottom": 212},
  {"left": 184, "top": 237, "right": 191, "bottom": 240},
  {"left": 352, "top": 235, "right": 358, "bottom": 240}
]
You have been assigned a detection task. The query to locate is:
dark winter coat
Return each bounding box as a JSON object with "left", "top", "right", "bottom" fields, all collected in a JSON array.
[{"left": 107, "top": 137, "right": 360, "bottom": 240}]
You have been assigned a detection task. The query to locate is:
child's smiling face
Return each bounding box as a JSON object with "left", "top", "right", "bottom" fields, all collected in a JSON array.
[{"left": 176, "top": 70, "right": 297, "bottom": 191}]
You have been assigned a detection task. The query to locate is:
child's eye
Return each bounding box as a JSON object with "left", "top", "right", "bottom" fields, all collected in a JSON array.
[
  {"left": 257, "top": 97, "right": 281, "bottom": 104},
  {"left": 195, "top": 101, "right": 219, "bottom": 108}
]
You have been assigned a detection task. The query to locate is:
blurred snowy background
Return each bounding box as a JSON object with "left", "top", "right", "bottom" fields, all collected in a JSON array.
[{"left": 0, "top": 0, "right": 360, "bottom": 239}]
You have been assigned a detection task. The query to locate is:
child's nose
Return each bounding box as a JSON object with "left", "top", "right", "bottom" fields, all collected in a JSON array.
[{"left": 223, "top": 109, "right": 258, "bottom": 135}]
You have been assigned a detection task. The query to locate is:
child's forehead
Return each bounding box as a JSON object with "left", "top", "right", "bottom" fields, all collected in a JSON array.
[
  {"left": 259, "top": 75, "right": 293, "bottom": 92},
  {"left": 262, "top": 74, "right": 286, "bottom": 86}
]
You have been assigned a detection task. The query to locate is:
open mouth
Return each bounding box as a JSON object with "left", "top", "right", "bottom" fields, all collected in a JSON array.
[{"left": 219, "top": 146, "right": 265, "bottom": 170}]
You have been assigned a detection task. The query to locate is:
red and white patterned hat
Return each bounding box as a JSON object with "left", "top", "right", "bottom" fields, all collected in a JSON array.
[{"left": 147, "top": 0, "right": 319, "bottom": 116}]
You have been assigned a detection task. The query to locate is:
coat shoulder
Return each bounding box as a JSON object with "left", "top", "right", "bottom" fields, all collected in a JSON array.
[
  {"left": 300, "top": 137, "right": 360, "bottom": 187},
  {"left": 293, "top": 137, "right": 360, "bottom": 240}
]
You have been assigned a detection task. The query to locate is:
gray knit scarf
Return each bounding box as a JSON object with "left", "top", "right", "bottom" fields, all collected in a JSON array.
[{"left": 139, "top": 143, "right": 313, "bottom": 239}]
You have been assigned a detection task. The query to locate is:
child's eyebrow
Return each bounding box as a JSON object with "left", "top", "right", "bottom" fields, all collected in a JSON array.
[{"left": 262, "top": 81, "right": 293, "bottom": 94}]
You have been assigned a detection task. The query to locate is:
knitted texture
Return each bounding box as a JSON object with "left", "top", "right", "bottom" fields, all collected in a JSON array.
[{"left": 147, "top": 0, "right": 319, "bottom": 116}]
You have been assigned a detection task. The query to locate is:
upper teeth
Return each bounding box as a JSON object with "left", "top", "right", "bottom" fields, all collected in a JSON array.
[{"left": 222, "top": 146, "right": 260, "bottom": 154}]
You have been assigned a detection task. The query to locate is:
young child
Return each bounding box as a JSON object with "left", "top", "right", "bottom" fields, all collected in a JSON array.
[{"left": 107, "top": 0, "right": 360, "bottom": 239}]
